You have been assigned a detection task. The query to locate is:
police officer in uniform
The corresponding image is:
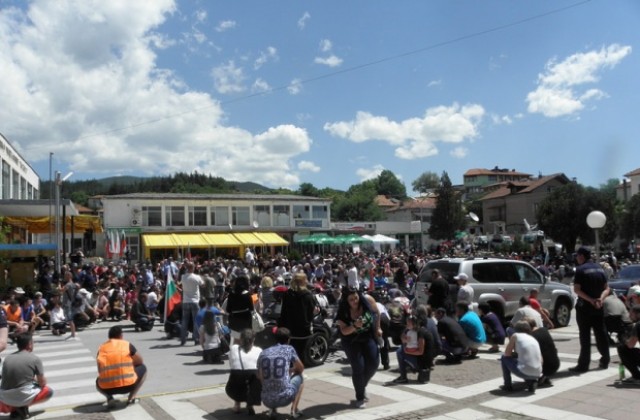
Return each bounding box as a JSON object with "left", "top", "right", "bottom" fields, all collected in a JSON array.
[{"left": 569, "top": 247, "right": 610, "bottom": 372}]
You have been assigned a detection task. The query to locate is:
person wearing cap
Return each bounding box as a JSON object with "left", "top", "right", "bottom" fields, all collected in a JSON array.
[
  {"left": 616, "top": 304, "right": 640, "bottom": 385},
  {"left": 570, "top": 246, "right": 610, "bottom": 373},
  {"left": 455, "top": 273, "right": 474, "bottom": 307}
]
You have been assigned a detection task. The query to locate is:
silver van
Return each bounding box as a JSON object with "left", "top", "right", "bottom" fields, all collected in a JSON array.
[{"left": 415, "top": 257, "right": 573, "bottom": 327}]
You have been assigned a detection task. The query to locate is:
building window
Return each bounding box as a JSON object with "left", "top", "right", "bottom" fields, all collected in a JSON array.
[
  {"left": 273, "top": 205, "right": 290, "bottom": 227},
  {"left": 1, "top": 160, "right": 8, "bottom": 199},
  {"left": 126, "top": 235, "right": 139, "bottom": 260},
  {"left": 232, "top": 206, "right": 250, "bottom": 226},
  {"left": 211, "top": 206, "right": 229, "bottom": 226},
  {"left": 312, "top": 205, "right": 328, "bottom": 219},
  {"left": 27, "top": 184, "right": 33, "bottom": 200},
  {"left": 292, "top": 205, "right": 310, "bottom": 219},
  {"left": 143, "top": 206, "right": 162, "bottom": 227},
  {"left": 253, "top": 205, "right": 271, "bottom": 227},
  {"left": 488, "top": 175, "right": 497, "bottom": 182},
  {"left": 20, "top": 177, "right": 27, "bottom": 199},
  {"left": 188, "top": 206, "right": 207, "bottom": 226},
  {"left": 12, "top": 170, "right": 19, "bottom": 199},
  {"left": 166, "top": 206, "right": 185, "bottom": 227}
]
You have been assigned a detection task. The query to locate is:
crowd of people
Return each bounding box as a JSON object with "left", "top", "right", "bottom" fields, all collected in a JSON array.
[{"left": 0, "top": 244, "right": 638, "bottom": 418}]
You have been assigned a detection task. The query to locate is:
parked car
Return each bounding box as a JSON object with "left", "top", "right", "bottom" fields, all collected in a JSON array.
[
  {"left": 414, "top": 257, "right": 574, "bottom": 327},
  {"left": 608, "top": 264, "right": 640, "bottom": 300}
]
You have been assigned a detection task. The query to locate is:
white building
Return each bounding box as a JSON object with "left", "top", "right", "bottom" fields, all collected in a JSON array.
[
  {"left": 100, "top": 193, "right": 331, "bottom": 261},
  {"left": 0, "top": 133, "right": 39, "bottom": 200}
]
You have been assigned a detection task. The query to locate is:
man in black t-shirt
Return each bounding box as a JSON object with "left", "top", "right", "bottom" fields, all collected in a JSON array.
[
  {"left": 617, "top": 305, "right": 640, "bottom": 384},
  {"left": 570, "top": 247, "right": 610, "bottom": 372},
  {"left": 428, "top": 270, "right": 451, "bottom": 313},
  {"left": 435, "top": 308, "right": 468, "bottom": 363},
  {"left": 527, "top": 318, "right": 559, "bottom": 386}
]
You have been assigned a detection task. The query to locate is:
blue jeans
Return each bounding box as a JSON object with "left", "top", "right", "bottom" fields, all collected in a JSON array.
[
  {"left": 396, "top": 347, "right": 418, "bottom": 377},
  {"left": 501, "top": 355, "right": 539, "bottom": 386},
  {"left": 342, "top": 336, "right": 380, "bottom": 401},
  {"left": 181, "top": 302, "right": 200, "bottom": 343}
]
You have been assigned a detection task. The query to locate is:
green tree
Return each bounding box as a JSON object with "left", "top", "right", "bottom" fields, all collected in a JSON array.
[
  {"left": 620, "top": 194, "right": 640, "bottom": 241},
  {"left": 298, "top": 182, "right": 319, "bottom": 197},
  {"left": 375, "top": 170, "right": 406, "bottom": 198},
  {"left": 428, "top": 171, "right": 465, "bottom": 240},
  {"left": 332, "top": 183, "right": 384, "bottom": 221},
  {"left": 70, "top": 191, "right": 90, "bottom": 206},
  {"left": 536, "top": 183, "right": 617, "bottom": 252},
  {"left": 411, "top": 171, "right": 440, "bottom": 194}
]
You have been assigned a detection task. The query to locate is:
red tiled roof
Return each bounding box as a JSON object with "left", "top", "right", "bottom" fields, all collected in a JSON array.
[
  {"left": 464, "top": 168, "right": 532, "bottom": 177},
  {"left": 479, "top": 173, "right": 569, "bottom": 200},
  {"left": 624, "top": 168, "right": 640, "bottom": 177},
  {"left": 374, "top": 195, "right": 399, "bottom": 207}
]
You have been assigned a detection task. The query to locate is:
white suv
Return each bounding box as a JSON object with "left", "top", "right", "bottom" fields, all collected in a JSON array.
[{"left": 415, "top": 257, "right": 573, "bottom": 327}]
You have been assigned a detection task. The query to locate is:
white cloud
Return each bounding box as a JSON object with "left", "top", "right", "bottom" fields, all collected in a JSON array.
[
  {"left": 490, "top": 114, "right": 513, "bottom": 125},
  {"left": 314, "top": 55, "right": 343, "bottom": 68},
  {"left": 297, "top": 12, "right": 310, "bottom": 30},
  {"left": 319, "top": 39, "right": 332, "bottom": 52},
  {"left": 254, "top": 46, "right": 278, "bottom": 69},
  {"left": 324, "top": 103, "right": 485, "bottom": 160},
  {"left": 215, "top": 20, "right": 236, "bottom": 32},
  {"left": 195, "top": 9, "right": 207, "bottom": 23},
  {"left": 211, "top": 60, "right": 245, "bottom": 94},
  {"left": 298, "top": 160, "right": 320, "bottom": 172},
  {"left": 527, "top": 44, "right": 631, "bottom": 117},
  {"left": 0, "top": 0, "right": 311, "bottom": 188},
  {"left": 287, "top": 78, "right": 303, "bottom": 95},
  {"left": 357, "top": 165, "right": 386, "bottom": 182},
  {"left": 450, "top": 147, "right": 468, "bottom": 159},
  {"left": 427, "top": 80, "right": 442, "bottom": 88},
  {"left": 252, "top": 78, "right": 271, "bottom": 93}
]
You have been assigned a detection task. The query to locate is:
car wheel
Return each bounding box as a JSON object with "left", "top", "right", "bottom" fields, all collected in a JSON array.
[
  {"left": 303, "top": 332, "right": 329, "bottom": 367},
  {"left": 553, "top": 300, "right": 572, "bottom": 327}
]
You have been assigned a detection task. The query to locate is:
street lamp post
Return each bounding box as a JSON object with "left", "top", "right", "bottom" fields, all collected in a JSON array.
[
  {"left": 586, "top": 210, "right": 607, "bottom": 260},
  {"left": 54, "top": 171, "right": 73, "bottom": 275}
]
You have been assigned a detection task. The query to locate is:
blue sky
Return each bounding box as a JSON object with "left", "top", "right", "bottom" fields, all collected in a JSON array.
[{"left": 0, "top": 0, "right": 638, "bottom": 192}]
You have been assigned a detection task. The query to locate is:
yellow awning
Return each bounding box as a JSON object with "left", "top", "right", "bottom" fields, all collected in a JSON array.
[
  {"left": 232, "top": 232, "right": 266, "bottom": 246},
  {"left": 254, "top": 232, "right": 289, "bottom": 246},
  {"left": 143, "top": 234, "right": 178, "bottom": 248},
  {"left": 171, "top": 233, "right": 211, "bottom": 248},
  {"left": 202, "top": 233, "right": 242, "bottom": 247},
  {"left": 3, "top": 215, "right": 103, "bottom": 234}
]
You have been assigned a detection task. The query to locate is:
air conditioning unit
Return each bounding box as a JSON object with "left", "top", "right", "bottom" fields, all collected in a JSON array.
[{"left": 130, "top": 219, "right": 140, "bottom": 226}]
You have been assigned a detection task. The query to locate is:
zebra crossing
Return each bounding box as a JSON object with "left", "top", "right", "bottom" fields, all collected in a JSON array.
[{"left": 0, "top": 333, "right": 105, "bottom": 414}]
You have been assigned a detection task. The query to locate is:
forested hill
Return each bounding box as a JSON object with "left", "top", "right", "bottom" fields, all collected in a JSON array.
[{"left": 40, "top": 172, "right": 274, "bottom": 205}]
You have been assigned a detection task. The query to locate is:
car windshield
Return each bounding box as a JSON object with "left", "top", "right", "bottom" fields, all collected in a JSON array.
[{"left": 618, "top": 265, "right": 640, "bottom": 280}]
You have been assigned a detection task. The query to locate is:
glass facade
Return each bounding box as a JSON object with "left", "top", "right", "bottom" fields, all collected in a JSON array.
[
  {"left": 188, "top": 206, "right": 207, "bottom": 226},
  {"left": 211, "top": 206, "right": 229, "bottom": 226},
  {"left": 143, "top": 206, "right": 162, "bottom": 226},
  {"left": 166, "top": 206, "right": 185, "bottom": 227},
  {"left": 232, "top": 206, "right": 250, "bottom": 226},
  {"left": 272, "top": 205, "right": 290, "bottom": 227}
]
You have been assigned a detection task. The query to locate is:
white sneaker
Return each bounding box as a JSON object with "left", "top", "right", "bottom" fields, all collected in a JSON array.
[
  {"left": 354, "top": 400, "right": 366, "bottom": 409},
  {"left": 291, "top": 408, "right": 304, "bottom": 418}
]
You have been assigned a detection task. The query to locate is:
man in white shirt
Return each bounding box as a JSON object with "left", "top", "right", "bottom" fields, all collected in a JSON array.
[
  {"left": 347, "top": 262, "right": 359, "bottom": 290},
  {"left": 508, "top": 297, "right": 543, "bottom": 336},
  {"left": 180, "top": 262, "right": 204, "bottom": 346},
  {"left": 455, "top": 274, "right": 474, "bottom": 306},
  {"left": 500, "top": 320, "right": 542, "bottom": 393}
]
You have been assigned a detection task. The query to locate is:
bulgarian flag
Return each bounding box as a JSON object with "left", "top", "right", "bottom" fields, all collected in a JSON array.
[{"left": 164, "top": 269, "right": 181, "bottom": 321}]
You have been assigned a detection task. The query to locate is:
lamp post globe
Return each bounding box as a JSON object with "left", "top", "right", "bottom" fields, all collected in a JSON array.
[
  {"left": 586, "top": 210, "right": 607, "bottom": 259},
  {"left": 586, "top": 211, "right": 606, "bottom": 229}
]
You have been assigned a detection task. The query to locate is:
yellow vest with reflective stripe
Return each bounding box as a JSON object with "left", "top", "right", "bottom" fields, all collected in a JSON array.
[{"left": 97, "top": 339, "right": 136, "bottom": 389}]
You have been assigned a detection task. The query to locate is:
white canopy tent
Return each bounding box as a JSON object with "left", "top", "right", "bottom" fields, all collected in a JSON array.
[{"left": 363, "top": 234, "right": 400, "bottom": 252}]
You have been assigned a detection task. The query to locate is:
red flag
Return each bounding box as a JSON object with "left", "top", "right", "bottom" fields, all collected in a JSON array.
[{"left": 164, "top": 269, "right": 181, "bottom": 321}]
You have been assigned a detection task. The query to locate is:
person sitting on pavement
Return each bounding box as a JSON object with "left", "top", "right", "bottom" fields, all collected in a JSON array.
[
  {"left": 604, "top": 293, "right": 633, "bottom": 344},
  {"left": 49, "top": 298, "right": 69, "bottom": 336},
  {"left": 391, "top": 315, "right": 432, "bottom": 384},
  {"left": 226, "top": 328, "right": 262, "bottom": 415},
  {"left": 96, "top": 325, "right": 147, "bottom": 408},
  {"left": 20, "top": 297, "right": 43, "bottom": 334},
  {"left": 507, "top": 296, "right": 543, "bottom": 336},
  {"left": 617, "top": 304, "right": 640, "bottom": 385},
  {"left": 0, "top": 334, "right": 54, "bottom": 419},
  {"left": 5, "top": 299, "right": 28, "bottom": 339},
  {"left": 257, "top": 327, "right": 305, "bottom": 419},
  {"left": 130, "top": 292, "right": 155, "bottom": 332},
  {"left": 94, "top": 289, "right": 111, "bottom": 322},
  {"left": 32, "top": 292, "right": 48, "bottom": 329},
  {"left": 500, "top": 320, "right": 542, "bottom": 393},
  {"left": 414, "top": 304, "right": 441, "bottom": 365},
  {"left": 199, "top": 311, "right": 225, "bottom": 364},
  {"left": 435, "top": 307, "right": 469, "bottom": 364},
  {"left": 456, "top": 301, "right": 486, "bottom": 358},
  {"left": 526, "top": 317, "right": 559, "bottom": 387},
  {"left": 478, "top": 303, "right": 506, "bottom": 353},
  {"left": 455, "top": 274, "right": 474, "bottom": 307},
  {"left": 528, "top": 288, "right": 554, "bottom": 329}
]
